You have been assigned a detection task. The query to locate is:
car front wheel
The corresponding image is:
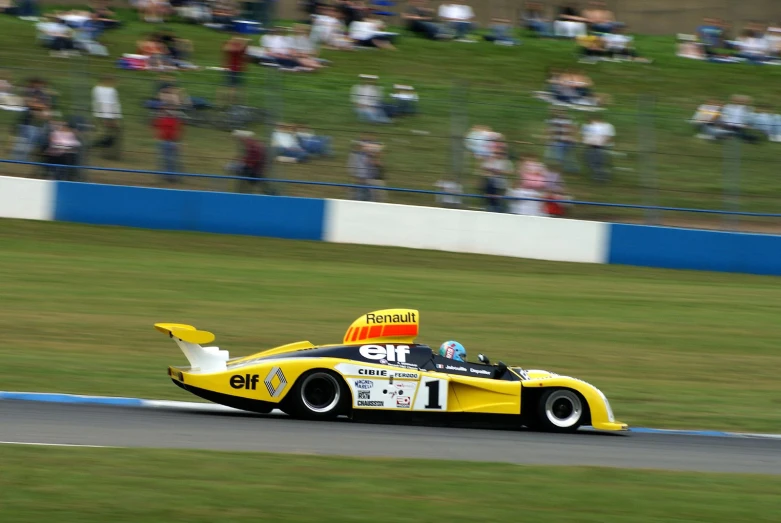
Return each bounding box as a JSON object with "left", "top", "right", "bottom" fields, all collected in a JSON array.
[{"left": 536, "top": 388, "right": 585, "bottom": 433}]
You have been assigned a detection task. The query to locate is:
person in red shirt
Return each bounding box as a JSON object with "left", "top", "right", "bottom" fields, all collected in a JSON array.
[
  {"left": 221, "top": 36, "right": 250, "bottom": 105},
  {"left": 231, "top": 130, "right": 274, "bottom": 194},
  {"left": 152, "top": 107, "right": 183, "bottom": 181}
]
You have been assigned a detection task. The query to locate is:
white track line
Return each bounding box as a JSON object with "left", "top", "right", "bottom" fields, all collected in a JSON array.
[{"left": 0, "top": 441, "right": 117, "bottom": 448}]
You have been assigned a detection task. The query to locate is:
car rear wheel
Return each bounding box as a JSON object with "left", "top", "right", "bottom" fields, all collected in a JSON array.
[
  {"left": 536, "top": 388, "right": 585, "bottom": 433},
  {"left": 287, "top": 370, "right": 350, "bottom": 420}
]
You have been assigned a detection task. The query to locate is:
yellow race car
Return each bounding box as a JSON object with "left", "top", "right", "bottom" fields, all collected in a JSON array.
[{"left": 159, "top": 309, "right": 628, "bottom": 433}]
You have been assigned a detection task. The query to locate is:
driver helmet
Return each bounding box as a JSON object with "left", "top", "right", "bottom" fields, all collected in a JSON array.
[{"left": 439, "top": 341, "right": 466, "bottom": 362}]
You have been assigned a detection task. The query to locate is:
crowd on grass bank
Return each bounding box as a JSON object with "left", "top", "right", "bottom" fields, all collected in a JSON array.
[{"left": 2, "top": 1, "right": 780, "bottom": 217}]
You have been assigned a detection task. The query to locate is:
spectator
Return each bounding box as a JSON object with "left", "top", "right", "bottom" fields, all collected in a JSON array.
[
  {"left": 576, "top": 31, "right": 607, "bottom": 62},
  {"left": 545, "top": 108, "right": 579, "bottom": 173},
  {"left": 464, "top": 124, "right": 496, "bottom": 162},
  {"left": 350, "top": 74, "right": 391, "bottom": 123},
  {"left": 211, "top": 0, "right": 239, "bottom": 27},
  {"left": 581, "top": 115, "right": 614, "bottom": 182},
  {"left": 403, "top": 0, "right": 452, "bottom": 40},
  {"left": 347, "top": 137, "right": 373, "bottom": 200},
  {"left": 288, "top": 24, "right": 326, "bottom": 70},
  {"left": 508, "top": 156, "right": 547, "bottom": 216},
  {"left": 480, "top": 147, "right": 512, "bottom": 212},
  {"left": 272, "top": 122, "right": 309, "bottom": 162},
  {"left": 310, "top": 5, "right": 353, "bottom": 50},
  {"left": 750, "top": 105, "right": 781, "bottom": 142},
  {"left": 484, "top": 17, "right": 520, "bottom": 46},
  {"left": 388, "top": 84, "right": 418, "bottom": 116},
  {"left": 152, "top": 106, "right": 183, "bottom": 180},
  {"left": 602, "top": 26, "right": 651, "bottom": 62},
  {"left": 689, "top": 99, "right": 725, "bottom": 140},
  {"left": 349, "top": 14, "right": 397, "bottom": 49},
  {"left": 735, "top": 29, "right": 771, "bottom": 64},
  {"left": 221, "top": 35, "right": 249, "bottom": 105},
  {"left": 542, "top": 167, "right": 572, "bottom": 217},
  {"left": 553, "top": 3, "right": 588, "bottom": 38},
  {"left": 438, "top": 2, "right": 477, "bottom": 42},
  {"left": 136, "top": 32, "right": 169, "bottom": 69},
  {"left": 582, "top": 1, "right": 621, "bottom": 33},
  {"left": 42, "top": 119, "right": 80, "bottom": 181},
  {"left": 91, "top": 75, "right": 122, "bottom": 159},
  {"left": 721, "top": 95, "right": 759, "bottom": 143},
  {"left": 697, "top": 17, "right": 725, "bottom": 55},
  {"left": 229, "top": 130, "right": 272, "bottom": 194},
  {"left": 295, "top": 124, "right": 333, "bottom": 156},
  {"left": 259, "top": 27, "right": 302, "bottom": 69},
  {"left": 37, "top": 16, "right": 77, "bottom": 57},
  {"left": 522, "top": 2, "right": 552, "bottom": 37}
]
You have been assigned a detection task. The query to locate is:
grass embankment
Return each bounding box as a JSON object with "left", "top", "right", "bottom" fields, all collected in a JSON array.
[
  {"left": 1, "top": 219, "right": 779, "bottom": 432},
  {"left": 0, "top": 11, "right": 780, "bottom": 226},
  {"left": 1, "top": 446, "right": 780, "bottom": 523}
]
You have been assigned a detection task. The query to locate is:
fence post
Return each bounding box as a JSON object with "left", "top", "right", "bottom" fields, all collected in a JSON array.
[
  {"left": 722, "top": 134, "right": 741, "bottom": 231},
  {"left": 450, "top": 80, "right": 469, "bottom": 196},
  {"left": 637, "top": 94, "right": 660, "bottom": 224}
]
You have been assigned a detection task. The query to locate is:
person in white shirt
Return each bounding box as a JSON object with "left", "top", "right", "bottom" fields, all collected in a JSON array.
[
  {"left": 581, "top": 116, "right": 614, "bottom": 182},
  {"left": 349, "top": 16, "right": 396, "bottom": 49},
  {"left": 92, "top": 75, "right": 122, "bottom": 159},
  {"left": 721, "top": 95, "right": 759, "bottom": 142},
  {"left": 736, "top": 29, "right": 770, "bottom": 63},
  {"left": 271, "top": 122, "right": 308, "bottom": 162},
  {"left": 260, "top": 27, "right": 299, "bottom": 69},
  {"left": 689, "top": 99, "right": 725, "bottom": 139},
  {"left": 438, "top": 2, "right": 476, "bottom": 41},
  {"left": 350, "top": 75, "right": 390, "bottom": 123}
]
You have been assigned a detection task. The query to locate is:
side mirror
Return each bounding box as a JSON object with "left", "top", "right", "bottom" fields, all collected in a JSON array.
[{"left": 478, "top": 353, "right": 490, "bottom": 365}]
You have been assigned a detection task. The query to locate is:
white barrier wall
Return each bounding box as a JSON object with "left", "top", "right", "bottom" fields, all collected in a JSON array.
[
  {"left": 0, "top": 176, "right": 55, "bottom": 221},
  {"left": 324, "top": 200, "right": 609, "bottom": 264}
]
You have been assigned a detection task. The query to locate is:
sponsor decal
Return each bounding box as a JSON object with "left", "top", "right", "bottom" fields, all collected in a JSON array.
[
  {"left": 436, "top": 363, "right": 444, "bottom": 369},
  {"left": 358, "top": 368, "right": 388, "bottom": 377},
  {"left": 355, "top": 380, "right": 373, "bottom": 390},
  {"left": 393, "top": 372, "right": 418, "bottom": 379},
  {"left": 469, "top": 368, "right": 492, "bottom": 376},
  {"left": 230, "top": 374, "right": 260, "bottom": 390},
  {"left": 366, "top": 312, "right": 417, "bottom": 324},
  {"left": 357, "top": 400, "right": 384, "bottom": 407},
  {"left": 264, "top": 367, "right": 288, "bottom": 398},
  {"left": 359, "top": 344, "right": 410, "bottom": 363},
  {"left": 358, "top": 391, "right": 371, "bottom": 400},
  {"left": 396, "top": 396, "right": 411, "bottom": 408},
  {"left": 445, "top": 365, "right": 467, "bottom": 372},
  {"left": 387, "top": 361, "right": 419, "bottom": 370},
  {"left": 444, "top": 346, "right": 456, "bottom": 359}
]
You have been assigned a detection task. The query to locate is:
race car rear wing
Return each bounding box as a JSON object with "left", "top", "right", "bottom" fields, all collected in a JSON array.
[{"left": 154, "top": 323, "right": 230, "bottom": 373}]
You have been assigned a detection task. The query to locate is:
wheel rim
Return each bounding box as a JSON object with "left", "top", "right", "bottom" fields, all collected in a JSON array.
[
  {"left": 544, "top": 390, "right": 583, "bottom": 428},
  {"left": 301, "top": 373, "right": 340, "bottom": 413}
]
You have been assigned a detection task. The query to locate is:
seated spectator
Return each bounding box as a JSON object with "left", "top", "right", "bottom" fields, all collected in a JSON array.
[
  {"left": 349, "top": 14, "right": 397, "bottom": 49},
  {"left": 210, "top": 0, "right": 239, "bottom": 28},
  {"left": 337, "top": 0, "right": 370, "bottom": 27},
  {"left": 403, "top": 0, "right": 453, "bottom": 40},
  {"left": 602, "top": 26, "right": 651, "bottom": 62},
  {"left": 388, "top": 84, "right": 419, "bottom": 116},
  {"left": 582, "top": 1, "right": 621, "bottom": 33},
  {"left": 310, "top": 5, "right": 353, "bottom": 50},
  {"left": 522, "top": 2, "right": 552, "bottom": 37},
  {"left": 576, "top": 31, "right": 606, "bottom": 62},
  {"left": 689, "top": 99, "right": 726, "bottom": 140},
  {"left": 735, "top": 29, "right": 772, "bottom": 64},
  {"left": 272, "top": 122, "right": 309, "bottom": 162},
  {"left": 554, "top": 3, "right": 588, "bottom": 38},
  {"left": 697, "top": 17, "right": 726, "bottom": 55},
  {"left": 140, "top": 0, "right": 172, "bottom": 24},
  {"left": 137, "top": 33, "right": 170, "bottom": 69},
  {"left": 484, "top": 17, "right": 520, "bottom": 46},
  {"left": 351, "top": 74, "right": 391, "bottom": 123},
  {"left": 89, "top": 0, "right": 121, "bottom": 30},
  {"left": 764, "top": 23, "right": 781, "bottom": 58},
  {"left": 259, "top": 27, "right": 301, "bottom": 69},
  {"left": 750, "top": 105, "right": 781, "bottom": 142},
  {"left": 295, "top": 124, "right": 333, "bottom": 156},
  {"left": 287, "top": 25, "right": 326, "bottom": 70},
  {"left": 37, "top": 17, "right": 77, "bottom": 57},
  {"left": 438, "top": 2, "right": 477, "bottom": 42},
  {"left": 721, "top": 95, "right": 760, "bottom": 143}
]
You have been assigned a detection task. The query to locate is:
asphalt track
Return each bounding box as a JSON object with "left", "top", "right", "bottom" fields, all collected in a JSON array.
[{"left": 2, "top": 400, "right": 781, "bottom": 474}]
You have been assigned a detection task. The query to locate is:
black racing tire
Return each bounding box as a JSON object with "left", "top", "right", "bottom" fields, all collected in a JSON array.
[
  {"left": 285, "top": 369, "right": 351, "bottom": 420},
  {"left": 536, "top": 388, "right": 587, "bottom": 433}
]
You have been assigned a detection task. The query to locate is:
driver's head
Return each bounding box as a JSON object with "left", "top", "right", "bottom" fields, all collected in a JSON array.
[{"left": 439, "top": 341, "right": 466, "bottom": 362}]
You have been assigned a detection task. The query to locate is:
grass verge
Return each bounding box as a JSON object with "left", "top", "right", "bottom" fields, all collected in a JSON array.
[{"left": 1, "top": 445, "right": 780, "bottom": 523}]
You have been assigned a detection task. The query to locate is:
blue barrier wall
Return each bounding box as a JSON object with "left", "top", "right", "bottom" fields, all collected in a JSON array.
[
  {"left": 54, "top": 182, "right": 325, "bottom": 241},
  {"left": 608, "top": 224, "right": 781, "bottom": 276}
]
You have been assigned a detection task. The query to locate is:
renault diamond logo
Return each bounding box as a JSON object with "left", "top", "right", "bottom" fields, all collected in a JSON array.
[{"left": 264, "top": 367, "right": 287, "bottom": 398}]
